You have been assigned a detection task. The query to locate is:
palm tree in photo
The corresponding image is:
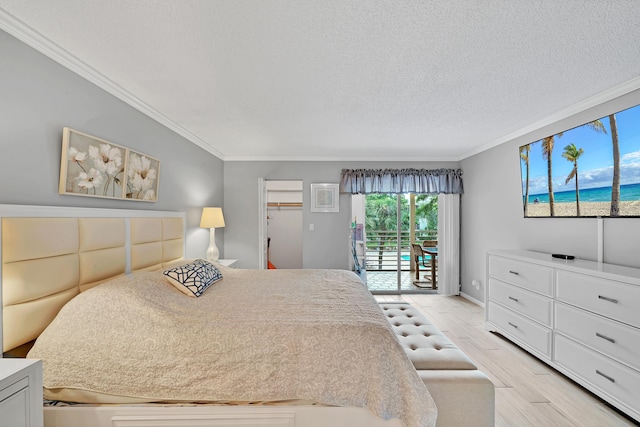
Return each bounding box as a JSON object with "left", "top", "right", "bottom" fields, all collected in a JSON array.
[
  {"left": 520, "top": 144, "right": 531, "bottom": 216},
  {"left": 580, "top": 120, "right": 608, "bottom": 215},
  {"left": 608, "top": 114, "right": 620, "bottom": 216},
  {"left": 541, "top": 120, "right": 605, "bottom": 217},
  {"left": 562, "top": 143, "right": 585, "bottom": 216},
  {"left": 541, "top": 134, "right": 561, "bottom": 216}
]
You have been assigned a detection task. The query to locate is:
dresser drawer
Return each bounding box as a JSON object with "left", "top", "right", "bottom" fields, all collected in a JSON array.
[
  {"left": 555, "top": 302, "right": 640, "bottom": 370},
  {"left": 488, "top": 301, "right": 552, "bottom": 358},
  {"left": 489, "top": 278, "right": 552, "bottom": 326},
  {"left": 555, "top": 333, "right": 640, "bottom": 414},
  {"left": 555, "top": 270, "right": 640, "bottom": 328},
  {"left": 488, "top": 255, "right": 553, "bottom": 296}
]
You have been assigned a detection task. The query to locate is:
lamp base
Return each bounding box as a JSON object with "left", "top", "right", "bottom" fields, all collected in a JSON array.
[{"left": 206, "top": 228, "right": 220, "bottom": 261}]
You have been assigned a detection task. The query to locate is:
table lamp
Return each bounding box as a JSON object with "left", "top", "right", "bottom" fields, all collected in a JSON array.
[{"left": 200, "top": 207, "right": 225, "bottom": 261}]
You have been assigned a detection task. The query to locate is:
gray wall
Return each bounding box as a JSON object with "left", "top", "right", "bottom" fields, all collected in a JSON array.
[
  {"left": 0, "top": 30, "right": 224, "bottom": 258},
  {"left": 460, "top": 89, "right": 640, "bottom": 303},
  {"left": 224, "top": 161, "right": 459, "bottom": 269}
]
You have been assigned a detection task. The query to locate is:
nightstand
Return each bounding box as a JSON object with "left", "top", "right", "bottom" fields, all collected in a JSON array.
[
  {"left": 0, "top": 359, "right": 43, "bottom": 427},
  {"left": 217, "top": 259, "right": 238, "bottom": 268}
]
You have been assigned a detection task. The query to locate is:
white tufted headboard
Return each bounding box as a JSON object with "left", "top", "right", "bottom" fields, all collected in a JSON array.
[{"left": 0, "top": 204, "right": 186, "bottom": 355}]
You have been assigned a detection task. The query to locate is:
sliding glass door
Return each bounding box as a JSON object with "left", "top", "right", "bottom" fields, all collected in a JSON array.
[{"left": 360, "top": 193, "right": 438, "bottom": 294}]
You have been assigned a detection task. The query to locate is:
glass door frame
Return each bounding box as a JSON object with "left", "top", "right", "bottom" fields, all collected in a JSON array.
[{"left": 367, "top": 193, "right": 434, "bottom": 295}]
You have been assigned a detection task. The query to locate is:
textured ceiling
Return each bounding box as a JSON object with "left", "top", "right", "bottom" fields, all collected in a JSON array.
[{"left": 2, "top": 1, "right": 640, "bottom": 161}]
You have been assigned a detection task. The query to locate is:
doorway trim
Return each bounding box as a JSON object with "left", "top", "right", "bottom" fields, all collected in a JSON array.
[{"left": 258, "top": 178, "right": 267, "bottom": 269}]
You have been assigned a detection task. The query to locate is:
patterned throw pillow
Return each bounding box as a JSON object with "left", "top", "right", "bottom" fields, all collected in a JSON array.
[{"left": 163, "top": 259, "right": 223, "bottom": 297}]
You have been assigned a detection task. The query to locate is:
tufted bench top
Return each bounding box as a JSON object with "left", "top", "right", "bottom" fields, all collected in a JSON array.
[{"left": 379, "top": 302, "right": 477, "bottom": 370}]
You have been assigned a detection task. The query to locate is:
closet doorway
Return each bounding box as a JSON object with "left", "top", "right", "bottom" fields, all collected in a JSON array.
[{"left": 265, "top": 180, "right": 303, "bottom": 269}]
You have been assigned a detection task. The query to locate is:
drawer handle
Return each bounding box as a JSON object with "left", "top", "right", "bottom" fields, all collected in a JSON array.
[
  {"left": 508, "top": 322, "right": 518, "bottom": 328},
  {"left": 598, "top": 295, "right": 618, "bottom": 304},
  {"left": 508, "top": 270, "right": 519, "bottom": 275},
  {"left": 595, "top": 332, "right": 615, "bottom": 344},
  {"left": 596, "top": 370, "right": 615, "bottom": 383},
  {"left": 508, "top": 296, "right": 519, "bottom": 302}
]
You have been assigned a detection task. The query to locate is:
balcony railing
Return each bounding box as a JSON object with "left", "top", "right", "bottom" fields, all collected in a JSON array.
[{"left": 363, "top": 229, "right": 437, "bottom": 271}]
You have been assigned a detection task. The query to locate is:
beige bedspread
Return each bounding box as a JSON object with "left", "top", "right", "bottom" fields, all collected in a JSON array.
[{"left": 28, "top": 267, "right": 437, "bottom": 427}]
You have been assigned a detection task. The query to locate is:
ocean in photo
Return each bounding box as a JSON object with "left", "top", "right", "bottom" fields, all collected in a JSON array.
[{"left": 527, "top": 182, "right": 640, "bottom": 204}]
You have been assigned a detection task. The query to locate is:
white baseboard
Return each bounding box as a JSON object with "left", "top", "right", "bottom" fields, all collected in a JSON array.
[{"left": 459, "top": 292, "right": 484, "bottom": 308}]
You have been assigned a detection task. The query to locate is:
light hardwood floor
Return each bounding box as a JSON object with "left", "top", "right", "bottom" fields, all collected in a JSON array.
[{"left": 375, "top": 294, "right": 639, "bottom": 427}]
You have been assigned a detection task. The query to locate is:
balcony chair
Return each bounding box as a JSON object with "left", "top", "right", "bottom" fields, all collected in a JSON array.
[
  {"left": 422, "top": 240, "right": 438, "bottom": 287},
  {"left": 411, "top": 243, "right": 437, "bottom": 289}
]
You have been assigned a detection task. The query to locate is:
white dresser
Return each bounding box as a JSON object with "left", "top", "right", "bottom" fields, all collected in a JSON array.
[
  {"left": 0, "top": 359, "right": 43, "bottom": 427},
  {"left": 486, "top": 249, "right": 640, "bottom": 423}
]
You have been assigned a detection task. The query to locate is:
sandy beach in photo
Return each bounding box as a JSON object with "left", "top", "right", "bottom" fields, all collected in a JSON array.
[{"left": 525, "top": 200, "right": 640, "bottom": 217}]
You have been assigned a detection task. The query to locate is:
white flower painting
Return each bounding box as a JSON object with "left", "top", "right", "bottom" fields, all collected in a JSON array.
[
  {"left": 126, "top": 150, "right": 159, "bottom": 201},
  {"left": 59, "top": 128, "right": 159, "bottom": 202}
]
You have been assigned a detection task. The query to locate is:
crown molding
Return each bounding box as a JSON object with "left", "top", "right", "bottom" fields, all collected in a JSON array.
[
  {"left": 223, "top": 154, "right": 460, "bottom": 162},
  {"left": 459, "top": 75, "right": 640, "bottom": 161},
  {"left": 0, "top": 8, "right": 225, "bottom": 160}
]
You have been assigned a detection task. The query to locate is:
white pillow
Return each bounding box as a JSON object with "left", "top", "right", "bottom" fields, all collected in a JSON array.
[{"left": 162, "top": 259, "right": 223, "bottom": 297}]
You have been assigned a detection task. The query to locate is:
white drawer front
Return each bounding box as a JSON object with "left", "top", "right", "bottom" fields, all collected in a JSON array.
[
  {"left": 554, "top": 333, "right": 640, "bottom": 414},
  {"left": 488, "top": 255, "right": 553, "bottom": 296},
  {"left": 555, "top": 270, "right": 640, "bottom": 328},
  {"left": 489, "top": 278, "right": 552, "bottom": 326},
  {"left": 0, "top": 377, "right": 29, "bottom": 427},
  {"left": 488, "top": 301, "right": 552, "bottom": 358},
  {"left": 555, "top": 302, "right": 640, "bottom": 371}
]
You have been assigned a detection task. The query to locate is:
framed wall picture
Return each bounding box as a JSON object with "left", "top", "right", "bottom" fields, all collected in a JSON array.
[
  {"left": 59, "top": 127, "right": 127, "bottom": 199},
  {"left": 310, "top": 183, "right": 339, "bottom": 212},
  {"left": 125, "top": 149, "right": 160, "bottom": 202},
  {"left": 59, "top": 127, "right": 160, "bottom": 202}
]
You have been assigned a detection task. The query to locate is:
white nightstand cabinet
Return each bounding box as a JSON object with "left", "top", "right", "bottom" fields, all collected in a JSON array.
[
  {"left": 0, "top": 359, "right": 43, "bottom": 427},
  {"left": 486, "top": 249, "right": 640, "bottom": 424},
  {"left": 217, "top": 259, "right": 238, "bottom": 268}
]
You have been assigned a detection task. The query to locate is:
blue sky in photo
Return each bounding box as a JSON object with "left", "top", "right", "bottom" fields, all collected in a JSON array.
[{"left": 522, "top": 104, "right": 640, "bottom": 196}]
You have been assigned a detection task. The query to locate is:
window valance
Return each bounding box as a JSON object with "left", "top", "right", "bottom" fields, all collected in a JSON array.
[{"left": 340, "top": 168, "right": 463, "bottom": 194}]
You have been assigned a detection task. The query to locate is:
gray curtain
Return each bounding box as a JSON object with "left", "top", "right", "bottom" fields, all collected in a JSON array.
[{"left": 340, "top": 168, "right": 463, "bottom": 194}]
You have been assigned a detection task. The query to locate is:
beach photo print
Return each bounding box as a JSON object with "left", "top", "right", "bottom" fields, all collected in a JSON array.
[{"left": 520, "top": 103, "right": 640, "bottom": 217}]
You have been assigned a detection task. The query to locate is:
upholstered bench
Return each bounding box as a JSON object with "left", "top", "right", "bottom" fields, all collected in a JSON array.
[{"left": 379, "top": 302, "right": 495, "bottom": 427}]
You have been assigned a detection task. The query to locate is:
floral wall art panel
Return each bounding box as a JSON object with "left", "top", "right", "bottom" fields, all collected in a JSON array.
[
  {"left": 125, "top": 149, "right": 160, "bottom": 202},
  {"left": 59, "top": 127, "right": 160, "bottom": 202},
  {"left": 59, "top": 127, "right": 127, "bottom": 199}
]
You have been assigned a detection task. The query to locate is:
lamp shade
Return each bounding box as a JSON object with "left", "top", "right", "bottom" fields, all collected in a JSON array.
[{"left": 200, "top": 207, "right": 225, "bottom": 228}]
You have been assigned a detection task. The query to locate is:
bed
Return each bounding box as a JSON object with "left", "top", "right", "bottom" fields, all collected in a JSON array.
[{"left": 1, "top": 205, "right": 437, "bottom": 427}]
